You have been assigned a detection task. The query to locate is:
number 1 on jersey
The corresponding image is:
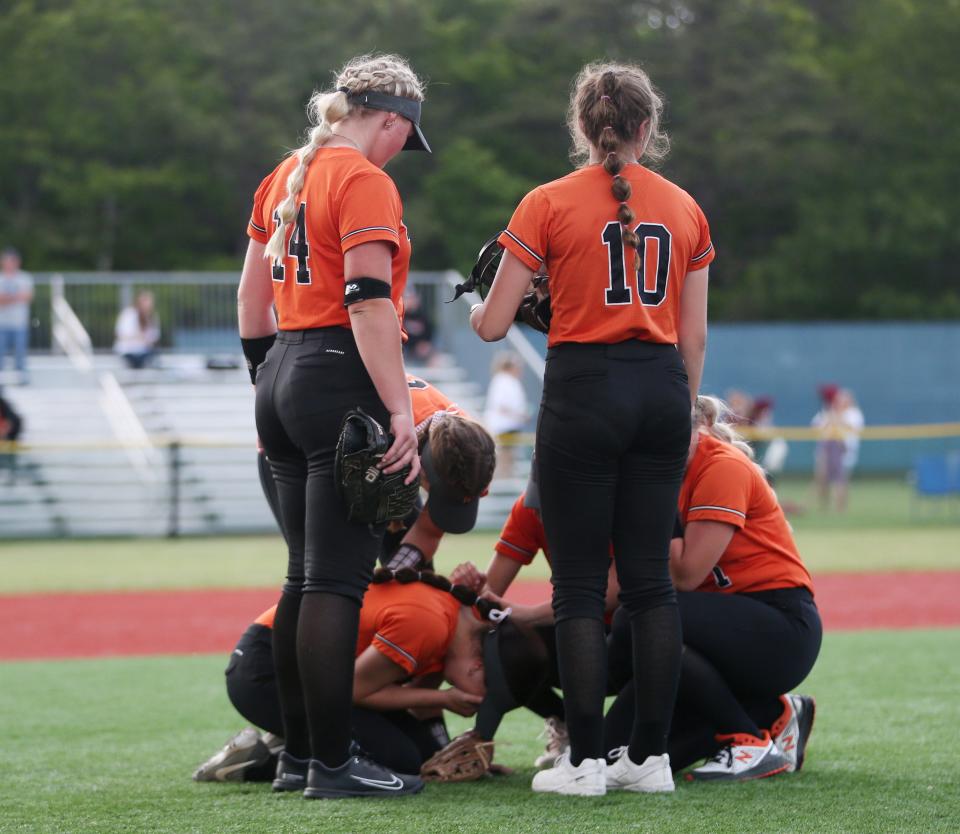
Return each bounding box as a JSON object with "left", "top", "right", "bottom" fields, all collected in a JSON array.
[
  {"left": 602, "top": 221, "right": 671, "bottom": 308},
  {"left": 272, "top": 202, "right": 311, "bottom": 285}
]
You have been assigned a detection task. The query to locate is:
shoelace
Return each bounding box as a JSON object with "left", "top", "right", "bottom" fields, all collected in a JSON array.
[
  {"left": 708, "top": 746, "right": 734, "bottom": 768},
  {"left": 607, "top": 746, "right": 628, "bottom": 762},
  {"left": 539, "top": 718, "right": 569, "bottom": 750}
]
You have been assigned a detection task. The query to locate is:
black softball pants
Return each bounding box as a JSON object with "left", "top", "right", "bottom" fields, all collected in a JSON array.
[
  {"left": 225, "top": 623, "right": 445, "bottom": 775},
  {"left": 536, "top": 340, "right": 691, "bottom": 764},
  {"left": 605, "top": 587, "right": 823, "bottom": 771},
  {"left": 255, "top": 327, "right": 390, "bottom": 767}
]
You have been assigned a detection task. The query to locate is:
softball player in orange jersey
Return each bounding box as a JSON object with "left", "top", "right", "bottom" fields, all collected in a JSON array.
[
  {"left": 471, "top": 62, "right": 712, "bottom": 795},
  {"left": 237, "top": 53, "right": 429, "bottom": 800}
]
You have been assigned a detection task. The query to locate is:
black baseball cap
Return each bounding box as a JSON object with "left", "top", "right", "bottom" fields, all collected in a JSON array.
[
  {"left": 421, "top": 440, "right": 479, "bottom": 534},
  {"left": 341, "top": 88, "right": 431, "bottom": 153}
]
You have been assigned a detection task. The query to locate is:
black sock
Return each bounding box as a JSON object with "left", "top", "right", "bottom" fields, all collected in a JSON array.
[
  {"left": 677, "top": 644, "right": 761, "bottom": 739},
  {"left": 627, "top": 602, "right": 682, "bottom": 763},
  {"left": 525, "top": 687, "right": 566, "bottom": 722},
  {"left": 272, "top": 591, "right": 309, "bottom": 759},
  {"left": 297, "top": 591, "right": 361, "bottom": 768},
  {"left": 555, "top": 616, "right": 607, "bottom": 765}
]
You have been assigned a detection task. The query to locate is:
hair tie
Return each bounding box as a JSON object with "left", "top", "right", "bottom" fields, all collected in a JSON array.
[
  {"left": 488, "top": 607, "right": 512, "bottom": 624},
  {"left": 600, "top": 95, "right": 612, "bottom": 102}
]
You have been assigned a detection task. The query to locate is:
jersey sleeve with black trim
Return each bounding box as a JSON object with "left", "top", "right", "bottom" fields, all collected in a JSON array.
[
  {"left": 247, "top": 168, "right": 282, "bottom": 244},
  {"left": 498, "top": 187, "right": 551, "bottom": 272},
  {"left": 339, "top": 171, "right": 403, "bottom": 254},
  {"left": 494, "top": 494, "right": 546, "bottom": 566},
  {"left": 684, "top": 457, "right": 752, "bottom": 529},
  {"left": 687, "top": 202, "right": 715, "bottom": 271},
  {"left": 371, "top": 603, "right": 453, "bottom": 676}
]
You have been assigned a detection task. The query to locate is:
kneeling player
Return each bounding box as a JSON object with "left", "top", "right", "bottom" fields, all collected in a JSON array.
[
  {"left": 195, "top": 569, "right": 546, "bottom": 782},
  {"left": 604, "top": 396, "right": 821, "bottom": 782}
]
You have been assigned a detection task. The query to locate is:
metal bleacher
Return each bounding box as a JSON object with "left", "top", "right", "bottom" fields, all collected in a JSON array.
[
  {"left": 1, "top": 270, "right": 538, "bottom": 539},
  {"left": 0, "top": 352, "right": 527, "bottom": 538}
]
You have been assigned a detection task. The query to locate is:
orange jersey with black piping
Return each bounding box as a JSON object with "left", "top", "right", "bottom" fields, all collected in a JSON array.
[
  {"left": 250, "top": 581, "right": 461, "bottom": 677},
  {"left": 408, "top": 375, "right": 465, "bottom": 432},
  {"left": 499, "top": 164, "right": 714, "bottom": 347},
  {"left": 247, "top": 148, "right": 410, "bottom": 333},
  {"left": 356, "top": 581, "right": 462, "bottom": 677},
  {"left": 495, "top": 493, "right": 550, "bottom": 566},
  {"left": 677, "top": 433, "right": 814, "bottom": 595}
]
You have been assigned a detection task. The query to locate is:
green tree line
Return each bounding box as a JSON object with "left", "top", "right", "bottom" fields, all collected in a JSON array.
[{"left": 1, "top": 0, "right": 958, "bottom": 319}]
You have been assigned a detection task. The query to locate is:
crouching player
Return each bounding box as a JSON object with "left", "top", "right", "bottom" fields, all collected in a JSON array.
[
  {"left": 461, "top": 483, "right": 620, "bottom": 769},
  {"left": 195, "top": 568, "right": 546, "bottom": 783},
  {"left": 604, "top": 395, "right": 821, "bottom": 781}
]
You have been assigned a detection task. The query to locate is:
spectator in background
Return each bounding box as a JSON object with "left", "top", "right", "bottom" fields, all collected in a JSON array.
[
  {"left": 812, "top": 384, "right": 864, "bottom": 512},
  {"left": 0, "top": 247, "right": 34, "bottom": 385},
  {"left": 114, "top": 290, "right": 160, "bottom": 369},
  {"left": 484, "top": 351, "right": 529, "bottom": 478},
  {"left": 401, "top": 286, "right": 435, "bottom": 366}
]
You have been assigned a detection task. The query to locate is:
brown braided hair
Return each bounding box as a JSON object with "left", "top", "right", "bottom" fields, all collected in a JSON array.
[
  {"left": 371, "top": 566, "right": 503, "bottom": 620},
  {"left": 568, "top": 62, "right": 669, "bottom": 272},
  {"left": 420, "top": 414, "right": 496, "bottom": 499}
]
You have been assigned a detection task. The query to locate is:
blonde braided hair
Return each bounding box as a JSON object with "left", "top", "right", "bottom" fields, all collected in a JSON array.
[
  {"left": 693, "top": 395, "right": 755, "bottom": 459},
  {"left": 264, "top": 54, "right": 425, "bottom": 263}
]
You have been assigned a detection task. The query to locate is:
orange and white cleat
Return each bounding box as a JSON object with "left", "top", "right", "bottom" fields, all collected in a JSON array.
[
  {"left": 687, "top": 730, "right": 789, "bottom": 782},
  {"left": 771, "top": 694, "right": 816, "bottom": 772}
]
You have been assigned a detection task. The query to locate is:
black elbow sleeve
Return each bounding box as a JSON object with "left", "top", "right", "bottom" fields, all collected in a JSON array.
[{"left": 344, "top": 277, "right": 392, "bottom": 307}]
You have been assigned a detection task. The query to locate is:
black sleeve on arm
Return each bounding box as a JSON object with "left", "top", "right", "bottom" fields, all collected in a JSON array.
[{"left": 344, "top": 277, "right": 392, "bottom": 307}]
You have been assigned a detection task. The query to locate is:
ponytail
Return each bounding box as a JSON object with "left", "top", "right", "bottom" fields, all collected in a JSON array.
[
  {"left": 372, "top": 566, "right": 503, "bottom": 620},
  {"left": 264, "top": 91, "right": 351, "bottom": 263},
  {"left": 693, "top": 395, "right": 755, "bottom": 459}
]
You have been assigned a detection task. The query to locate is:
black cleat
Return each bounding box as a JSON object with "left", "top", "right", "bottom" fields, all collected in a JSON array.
[
  {"left": 304, "top": 753, "right": 424, "bottom": 799},
  {"left": 272, "top": 751, "right": 310, "bottom": 792}
]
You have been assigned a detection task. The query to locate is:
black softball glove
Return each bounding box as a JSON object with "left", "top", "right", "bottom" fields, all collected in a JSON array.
[{"left": 335, "top": 409, "right": 421, "bottom": 525}]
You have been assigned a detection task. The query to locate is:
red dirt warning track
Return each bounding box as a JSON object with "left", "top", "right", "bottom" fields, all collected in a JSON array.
[{"left": 2, "top": 571, "right": 959, "bottom": 661}]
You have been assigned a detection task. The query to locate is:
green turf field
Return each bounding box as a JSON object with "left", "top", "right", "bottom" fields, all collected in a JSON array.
[
  {"left": 2, "top": 476, "right": 958, "bottom": 833},
  {"left": 2, "top": 630, "right": 958, "bottom": 834}
]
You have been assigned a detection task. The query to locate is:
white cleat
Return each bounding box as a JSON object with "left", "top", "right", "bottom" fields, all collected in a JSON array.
[
  {"left": 531, "top": 749, "right": 606, "bottom": 796},
  {"left": 771, "top": 694, "right": 816, "bottom": 772},
  {"left": 534, "top": 717, "right": 570, "bottom": 769},
  {"left": 606, "top": 747, "right": 675, "bottom": 793},
  {"left": 687, "top": 731, "right": 790, "bottom": 782}
]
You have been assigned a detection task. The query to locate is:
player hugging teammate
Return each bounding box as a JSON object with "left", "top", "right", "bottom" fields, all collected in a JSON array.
[{"left": 207, "top": 55, "right": 820, "bottom": 800}]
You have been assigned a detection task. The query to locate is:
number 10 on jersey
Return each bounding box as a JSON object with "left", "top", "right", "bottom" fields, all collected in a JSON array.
[{"left": 602, "top": 221, "right": 671, "bottom": 308}]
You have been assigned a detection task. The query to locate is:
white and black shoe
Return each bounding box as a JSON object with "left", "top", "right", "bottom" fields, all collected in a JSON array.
[
  {"left": 192, "top": 727, "right": 272, "bottom": 783},
  {"left": 606, "top": 747, "right": 675, "bottom": 793},
  {"left": 534, "top": 717, "right": 570, "bottom": 770},
  {"left": 272, "top": 751, "right": 310, "bottom": 792},
  {"left": 687, "top": 731, "right": 790, "bottom": 782},
  {"left": 304, "top": 753, "right": 423, "bottom": 799},
  {"left": 531, "top": 749, "right": 606, "bottom": 796},
  {"left": 771, "top": 694, "right": 816, "bottom": 772}
]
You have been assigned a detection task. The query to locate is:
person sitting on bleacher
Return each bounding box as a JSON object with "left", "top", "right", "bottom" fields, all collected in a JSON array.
[{"left": 114, "top": 290, "right": 160, "bottom": 369}]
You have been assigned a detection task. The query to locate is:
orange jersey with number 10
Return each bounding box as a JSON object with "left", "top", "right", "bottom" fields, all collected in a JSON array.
[
  {"left": 499, "top": 164, "right": 714, "bottom": 347},
  {"left": 247, "top": 148, "right": 410, "bottom": 333}
]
